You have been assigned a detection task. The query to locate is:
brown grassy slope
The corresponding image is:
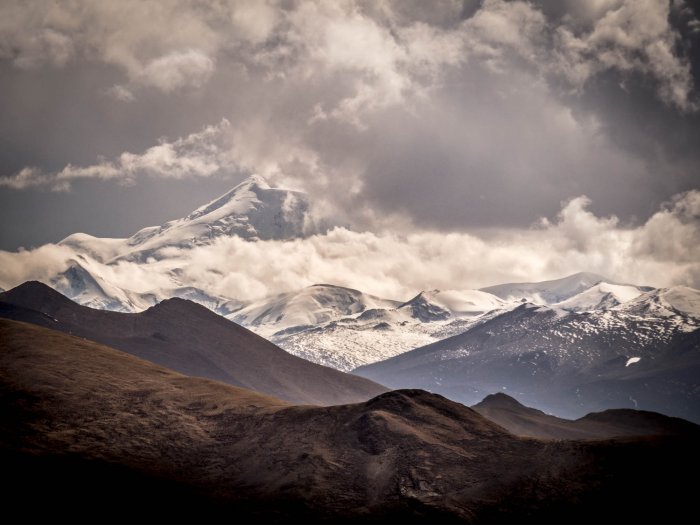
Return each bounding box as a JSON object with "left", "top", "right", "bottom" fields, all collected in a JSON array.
[
  {"left": 2, "top": 318, "right": 699, "bottom": 523},
  {"left": 0, "top": 318, "right": 286, "bottom": 468},
  {"left": 0, "top": 281, "right": 387, "bottom": 405},
  {"left": 473, "top": 392, "right": 699, "bottom": 440}
]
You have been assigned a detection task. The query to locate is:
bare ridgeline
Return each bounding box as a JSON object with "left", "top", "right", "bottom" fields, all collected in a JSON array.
[{"left": 1, "top": 282, "right": 699, "bottom": 523}]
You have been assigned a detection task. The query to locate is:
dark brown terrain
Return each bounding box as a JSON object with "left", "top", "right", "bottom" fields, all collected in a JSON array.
[
  {"left": 2, "top": 317, "right": 699, "bottom": 523},
  {"left": 473, "top": 392, "right": 699, "bottom": 440},
  {"left": 0, "top": 281, "right": 386, "bottom": 405}
]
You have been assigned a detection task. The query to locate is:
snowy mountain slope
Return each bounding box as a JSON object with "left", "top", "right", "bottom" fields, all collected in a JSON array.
[
  {"left": 554, "top": 282, "right": 645, "bottom": 312},
  {"left": 118, "top": 175, "right": 318, "bottom": 262},
  {"left": 57, "top": 175, "right": 316, "bottom": 264},
  {"left": 58, "top": 233, "right": 127, "bottom": 263},
  {"left": 480, "top": 272, "right": 649, "bottom": 304},
  {"left": 271, "top": 305, "right": 510, "bottom": 371},
  {"left": 50, "top": 260, "right": 151, "bottom": 312},
  {"left": 255, "top": 288, "right": 512, "bottom": 371},
  {"left": 396, "top": 289, "right": 505, "bottom": 321},
  {"left": 48, "top": 258, "right": 238, "bottom": 314},
  {"left": 229, "top": 284, "right": 400, "bottom": 338},
  {"left": 617, "top": 286, "right": 700, "bottom": 318},
  {"left": 355, "top": 287, "right": 700, "bottom": 422},
  {"left": 661, "top": 286, "right": 700, "bottom": 316}
]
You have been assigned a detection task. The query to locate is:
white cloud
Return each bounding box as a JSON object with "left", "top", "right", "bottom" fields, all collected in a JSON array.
[
  {"left": 0, "top": 0, "right": 694, "bottom": 110},
  {"left": 462, "top": 0, "right": 548, "bottom": 66},
  {"left": 0, "top": 0, "right": 222, "bottom": 93},
  {"left": 0, "top": 167, "right": 66, "bottom": 191},
  {"left": 137, "top": 49, "right": 214, "bottom": 92},
  {"left": 2, "top": 191, "right": 696, "bottom": 301},
  {"left": 632, "top": 189, "right": 700, "bottom": 265},
  {"left": 0, "top": 120, "right": 232, "bottom": 190},
  {"left": 553, "top": 0, "right": 696, "bottom": 110},
  {"left": 0, "top": 244, "right": 75, "bottom": 286},
  {"left": 286, "top": 2, "right": 466, "bottom": 127},
  {"left": 107, "top": 84, "right": 135, "bottom": 102}
]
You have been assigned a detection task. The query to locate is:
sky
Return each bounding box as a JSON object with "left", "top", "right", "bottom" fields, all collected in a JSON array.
[{"left": 0, "top": 0, "right": 699, "bottom": 297}]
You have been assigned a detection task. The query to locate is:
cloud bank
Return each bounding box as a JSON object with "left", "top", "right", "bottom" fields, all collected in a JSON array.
[
  {"left": 1, "top": 190, "right": 697, "bottom": 301},
  {"left": 1, "top": 0, "right": 694, "bottom": 108},
  {"left": 0, "top": 120, "right": 232, "bottom": 190}
]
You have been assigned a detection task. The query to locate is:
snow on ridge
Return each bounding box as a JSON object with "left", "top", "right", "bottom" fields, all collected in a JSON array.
[
  {"left": 615, "top": 286, "right": 700, "bottom": 318},
  {"left": 480, "top": 272, "right": 615, "bottom": 304},
  {"left": 659, "top": 286, "right": 700, "bottom": 317},
  {"left": 229, "top": 284, "right": 400, "bottom": 338},
  {"left": 555, "top": 282, "right": 644, "bottom": 312},
  {"left": 410, "top": 289, "right": 506, "bottom": 315},
  {"left": 626, "top": 357, "right": 641, "bottom": 367}
]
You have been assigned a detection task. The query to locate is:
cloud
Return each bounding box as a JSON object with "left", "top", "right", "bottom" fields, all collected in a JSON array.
[
  {"left": 107, "top": 84, "right": 135, "bottom": 101},
  {"left": 137, "top": 49, "right": 214, "bottom": 92},
  {"left": 1, "top": 191, "right": 697, "bottom": 302},
  {"left": 0, "top": 120, "right": 233, "bottom": 190},
  {"left": 1, "top": 0, "right": 692, "bottom": 108},
  {"left": 632, "top": 189, "right": 700, "bottom": 265},
  {"left": 0, "top": 0, "right": 222, "bottom": 93},
  {"left": 0, "top": 244, "right": 75, "bottom": 286},
  {"left": 150, "top": 189, "right": 700, "bottom": 298},
  {"left": 552, "top": 0, "right": 696, "bottom": 110}
]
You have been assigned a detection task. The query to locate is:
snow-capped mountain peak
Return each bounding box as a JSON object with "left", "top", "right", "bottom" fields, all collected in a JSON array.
[
  {"left": 554, "top": 282, "right": 645, "bottom": 312},
  {"left": 398, "top": 289, "right": 506, "bottom": 321},
  {"left": 185, "top": 174, "right": 272, "bottom": 222},
  {"left": 116, "top": 175, "right": 318, "bottom": 261}
]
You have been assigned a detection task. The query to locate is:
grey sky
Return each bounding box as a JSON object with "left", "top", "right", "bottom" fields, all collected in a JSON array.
[{"left": 1, "top": 0, "right": 699, "bottom": 252}]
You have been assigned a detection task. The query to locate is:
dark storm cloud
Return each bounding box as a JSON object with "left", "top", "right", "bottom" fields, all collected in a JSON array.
[{"left": 0, "top": 0, "right": 698, "bottom": 252}]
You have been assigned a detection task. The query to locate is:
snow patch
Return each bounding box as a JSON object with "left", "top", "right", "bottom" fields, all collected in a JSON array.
[{"left": 625, "top": 357, "right": 641, "bottom": 367}]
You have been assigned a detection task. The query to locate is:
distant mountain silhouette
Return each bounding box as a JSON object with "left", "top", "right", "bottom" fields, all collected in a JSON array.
[
  {"left": 473, "top": 392, "right": 699, "bottom": 440},
  {"left": 0, "top": 281, "right": 386, "bottom": 405}
]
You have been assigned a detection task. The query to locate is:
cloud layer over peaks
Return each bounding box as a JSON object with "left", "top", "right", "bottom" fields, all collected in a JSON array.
[{"left": 1, "top": 190, "right": 698, "bottom": 301}]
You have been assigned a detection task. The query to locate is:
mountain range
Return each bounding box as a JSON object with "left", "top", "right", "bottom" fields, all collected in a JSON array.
[
  {"left": 356, "top": 285, "right": 700, "bottom": 422},
  {"left": 2, "top": 175, "right": 698, "bottom": 422},
  {"left": 0, "top": 281, "right": 385, "bottom": 406}
]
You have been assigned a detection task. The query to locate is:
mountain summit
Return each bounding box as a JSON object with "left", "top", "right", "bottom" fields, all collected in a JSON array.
[{"left": 118, "top": 175, "right": 318, "bottom": 261}]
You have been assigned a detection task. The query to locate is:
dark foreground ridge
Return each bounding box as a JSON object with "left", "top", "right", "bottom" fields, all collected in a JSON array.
[
  {"left": 0, "top": 281, "right": 386, "bottom": 405},
  {"left": 1, "top": 318, "right": 698, "bottom": 523}
]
